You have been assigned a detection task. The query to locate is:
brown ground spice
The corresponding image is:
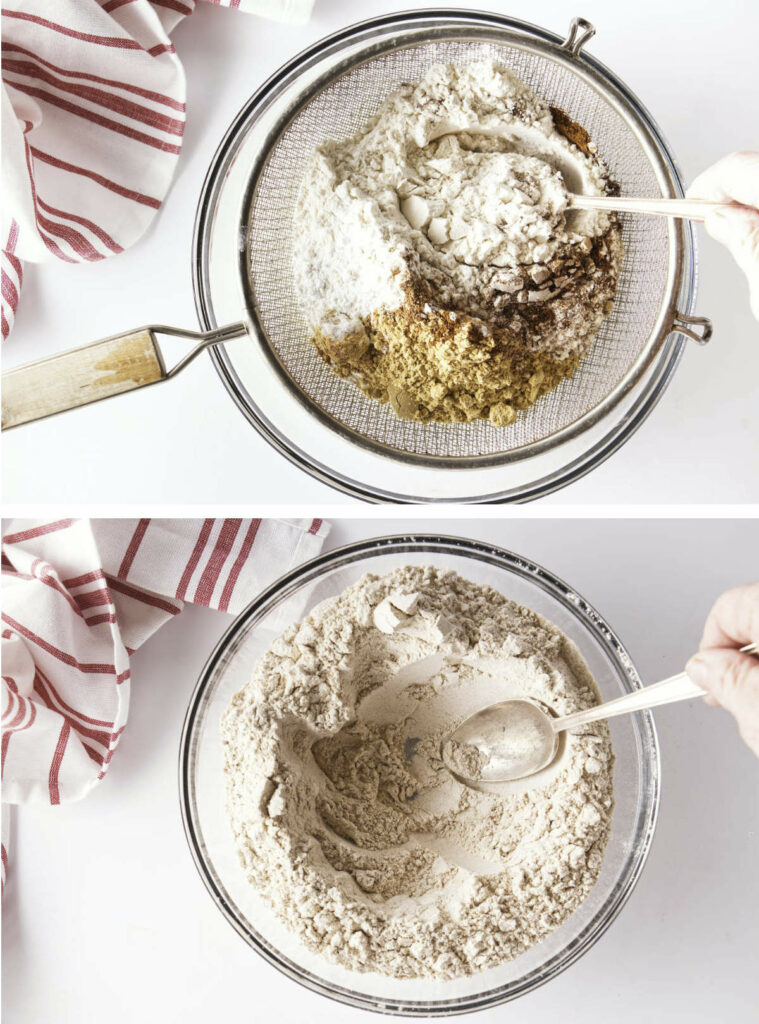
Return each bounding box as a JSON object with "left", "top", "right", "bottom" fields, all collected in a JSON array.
[
  {"left": 313, "top": 285, "right": 582, "bottom": 425},
  {"left": 313, "top": 228, "right": 621, "bottom": 427}
]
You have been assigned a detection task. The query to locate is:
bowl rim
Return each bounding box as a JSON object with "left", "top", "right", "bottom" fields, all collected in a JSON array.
[
  {"left": 178, "top": 534, "right": 661, "bottom": 1015},
  {"left": 192, "top": 7, "right": 694, "bottom": 503}
]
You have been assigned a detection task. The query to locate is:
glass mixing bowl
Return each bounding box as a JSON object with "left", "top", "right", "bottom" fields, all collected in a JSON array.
[{"left": 179, "top": 536, "right": 660, "bottom": 1014}]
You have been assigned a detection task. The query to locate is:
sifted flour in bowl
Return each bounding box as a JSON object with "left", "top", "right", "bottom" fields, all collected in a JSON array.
[
  {"left": 222, "top": 567, "right": 614, "bottom": 980},
  {"left": 294, "top": 61, "right": 623, "bottom": 426}
]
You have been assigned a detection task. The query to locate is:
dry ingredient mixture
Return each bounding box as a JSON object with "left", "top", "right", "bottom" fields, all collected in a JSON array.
[
  {"left": 294, "top": 61, "right": 624, "bottom": 426},
  {"left": 222, "top": 567, "right": 614, "bottom": 980},
  {"left": 443, "top": 737, "right": 492, "bottom": 781}
]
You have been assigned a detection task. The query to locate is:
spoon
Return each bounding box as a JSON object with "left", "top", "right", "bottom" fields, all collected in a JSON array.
[
  {"left": 442, "top": 642, "right": 758, "bottom": 785},
  {"left": 567, "top": 194, "right": 738, "bottom": 222}
]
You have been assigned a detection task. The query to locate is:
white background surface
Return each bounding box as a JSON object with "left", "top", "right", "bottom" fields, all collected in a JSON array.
[
  {"left": 3, "top": 517, "right": 758, "bottom": 1023},
  {"left": 3, "top": 0, "right": 759, "bottom": 506}
]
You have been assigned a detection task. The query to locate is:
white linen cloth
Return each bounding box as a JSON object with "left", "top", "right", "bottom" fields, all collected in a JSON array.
[
  {"left": 1, "top": 0, "right": 313, "bottom": 338},
  {"left": 0, "top": 517, "right": 329, "bottom": 883}
]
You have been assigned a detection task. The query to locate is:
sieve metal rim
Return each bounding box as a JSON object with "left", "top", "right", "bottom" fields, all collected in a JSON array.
[{"left": 193, "top": 9, "right": 696, "bottom": 502}]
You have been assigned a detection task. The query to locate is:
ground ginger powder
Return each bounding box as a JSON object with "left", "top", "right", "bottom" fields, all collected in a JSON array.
[{"left": 313, "top": 253, "right": 617, "bottom": 425}]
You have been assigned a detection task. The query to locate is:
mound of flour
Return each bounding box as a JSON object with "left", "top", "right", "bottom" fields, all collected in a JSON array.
[
  {"left": 222, "top": 567, "right": 614, "bottom": 980},
  {"left": 399, "top": 146, "right": 568, "bottom": 266},
  {"left": 292, "top": 61, "right": 623, "bottom": 425},
  {"left": 294, "top": 60, "right": 618, "bottom": 358}
]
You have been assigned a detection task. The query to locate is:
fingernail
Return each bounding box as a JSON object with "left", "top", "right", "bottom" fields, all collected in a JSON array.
[{"left": 685, "top": 654, "right": 709, "bottom": 687}]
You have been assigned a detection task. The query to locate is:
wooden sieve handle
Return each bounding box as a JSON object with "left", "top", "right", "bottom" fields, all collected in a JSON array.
[
  {"left": 2, "top": 330, "right": 164, "bottom": 429},
  {"left": 2, "top": 322, "right": 247, "bottom": 430}
]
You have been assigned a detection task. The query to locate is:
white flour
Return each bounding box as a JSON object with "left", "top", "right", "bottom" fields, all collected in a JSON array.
[
  {"left": 400, "top": 146, "right": 569, "bottom": 267},
  {"left": 222, "top": 567, "right": 614, "bottom": 980},
  {"left": 294, "top": 61, "right": 617, "bottom": 358}
]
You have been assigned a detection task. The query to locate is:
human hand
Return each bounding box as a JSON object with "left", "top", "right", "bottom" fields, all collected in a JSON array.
[
  {"left": 686, "top": 583, "right": 759, "bottom": 757},
  {"left": 687, "top": 151, "right": 759, "bottom": 320}
]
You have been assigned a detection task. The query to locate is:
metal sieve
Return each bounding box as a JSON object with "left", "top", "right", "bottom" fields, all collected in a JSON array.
[
  {"left": 1, "top": 11, "right": 712, "bottom": 503},
  {"left": 194, "top": 10, "right": 711, "bottom": 502},
  {"left": 245, "top": 36, "right": 670, "bottom": 458}
]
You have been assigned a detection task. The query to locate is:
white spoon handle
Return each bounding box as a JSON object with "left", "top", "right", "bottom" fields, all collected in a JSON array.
[
  {"left": 568, "top": 194, "right": 733, "bottom": 222},
  {"left": 553, "top": 642, "right": 758, "bottom": 733}
]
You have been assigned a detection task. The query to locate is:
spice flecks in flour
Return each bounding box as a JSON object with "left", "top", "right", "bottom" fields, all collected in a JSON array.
[
  {"left": 294, "top": 61, "right": 624, "bottom": 425},
  {"left": 222, "top": 567, "right": 614, "bottom": 980}
]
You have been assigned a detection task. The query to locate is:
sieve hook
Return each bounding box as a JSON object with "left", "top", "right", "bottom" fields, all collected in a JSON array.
[
  {"left": 562, "top": 17, "right": 596, "bottom": 56},
  {"left": 673, "top": 312, "right": 713, "bottom": 345}
]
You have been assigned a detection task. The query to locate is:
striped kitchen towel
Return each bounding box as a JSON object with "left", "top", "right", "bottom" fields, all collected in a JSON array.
[
  {"left": 0, "top": 516, "right": 329, "bottom": 884},
  {"left": 1, "top": 0, "right": 313, "bottom": 339}
]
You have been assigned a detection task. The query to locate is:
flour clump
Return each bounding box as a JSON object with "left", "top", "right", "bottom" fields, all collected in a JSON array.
[
  {"left": 294, "top": 61, "right": 624, "bottom": 425},
  {"left": 222, "top": 566, "right": 614, "bottom": 980}
]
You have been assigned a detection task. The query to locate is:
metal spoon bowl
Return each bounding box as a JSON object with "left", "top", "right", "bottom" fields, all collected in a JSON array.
[{"left": 442, "top": 699, "right": 558, "bottom": 784}]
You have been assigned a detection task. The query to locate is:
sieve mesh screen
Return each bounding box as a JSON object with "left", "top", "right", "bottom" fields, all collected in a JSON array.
[{"left": 246, "top": 38, "right": 670, "bottom": 459}]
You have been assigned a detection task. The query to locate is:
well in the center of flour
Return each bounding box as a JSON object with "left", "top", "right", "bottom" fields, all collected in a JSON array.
[{"left": 222, "top": 567, "right": 614, "bottom": 980}]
